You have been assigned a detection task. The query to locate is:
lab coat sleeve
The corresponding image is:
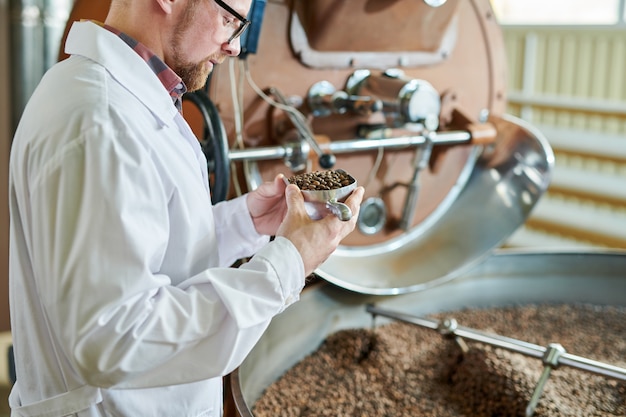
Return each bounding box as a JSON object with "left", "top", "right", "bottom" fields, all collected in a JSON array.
[
  {"left": 212, "top": 196, "right": 269, "bottom": 267},
  {"left": 25, "top": 120, "right": 305, "bottom": 389},
  {"left": 112, "top": 236, "right": 305, "bottom": 388}
]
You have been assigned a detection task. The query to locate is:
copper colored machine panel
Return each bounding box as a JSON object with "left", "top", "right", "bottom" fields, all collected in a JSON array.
[{"left": 212, "top": 0, "right": 508, "bottom": 233}]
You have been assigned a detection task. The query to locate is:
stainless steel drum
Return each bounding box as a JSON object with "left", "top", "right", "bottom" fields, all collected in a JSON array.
[
  {"left": 230, "top": 250, "right": 626, "bottom": 416},
  {"left": 314, "top": 114, "right": 553, "bottom": 294}
]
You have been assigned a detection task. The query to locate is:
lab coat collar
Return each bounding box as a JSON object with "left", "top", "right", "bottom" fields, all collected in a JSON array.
[{"left": 64, "top": 20, "right": 179, "bottom": 128}]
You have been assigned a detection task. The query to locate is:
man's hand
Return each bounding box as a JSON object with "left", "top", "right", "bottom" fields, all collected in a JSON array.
[
  {"left": 276, "top": 183, "right": 364, "bottom": 276},
  {"left": 247, "top": 173, "right": 365, "bottom": 276},
  {"left": 246, "top": 174, "right": 289, "bottom": 236}
]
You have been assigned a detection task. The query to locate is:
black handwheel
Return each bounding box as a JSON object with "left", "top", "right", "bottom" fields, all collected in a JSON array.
[{"left": 183, "top": 90, "right": 231, "bottom": 203}]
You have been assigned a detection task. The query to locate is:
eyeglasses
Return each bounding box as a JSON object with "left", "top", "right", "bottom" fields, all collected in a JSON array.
[{"left": 213, "top": 0, "right": 251, "bottom": 44}]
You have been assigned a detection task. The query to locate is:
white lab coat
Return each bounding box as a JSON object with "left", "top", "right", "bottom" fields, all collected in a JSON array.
[{"left": 8, "top": 21, "right": 305, "bottom": 417}]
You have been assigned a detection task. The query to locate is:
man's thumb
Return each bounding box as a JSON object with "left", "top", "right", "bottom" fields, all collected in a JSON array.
[{"left": 285, "top": 184, "right": 304, "bottom": 208}]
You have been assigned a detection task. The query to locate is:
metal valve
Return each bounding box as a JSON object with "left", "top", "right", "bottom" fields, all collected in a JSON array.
[
  {"left": 346, "top": 69, "right": 442, "bottom": 130},
  {"left": 307, "top": 80, "right": 383, "bottom": 117},
  {"left": 269, "top": 86, "right": 336, "bottom": 169}
]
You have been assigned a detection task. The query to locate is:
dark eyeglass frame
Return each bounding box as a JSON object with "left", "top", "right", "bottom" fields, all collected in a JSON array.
[{"left": 213, "top": 0, "right": 251, "bottom": 43}]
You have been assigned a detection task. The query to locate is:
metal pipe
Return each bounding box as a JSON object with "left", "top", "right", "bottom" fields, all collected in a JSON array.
[
  {"left": 9, "top": 0, "right": 45, "bottom": 132},
  {"left": 9, "top": 0, "right": 74, "bottom": 132},
  {"left": 43, "top": 0, "right": 72, "bottom": 68},
  {"left": 228, "top": 130, "right": 472, "bottom": 162}
]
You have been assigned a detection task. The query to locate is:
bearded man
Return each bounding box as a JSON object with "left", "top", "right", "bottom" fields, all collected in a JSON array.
[{"left": 8, "top": 0, "right": 363, "bottom": 415}]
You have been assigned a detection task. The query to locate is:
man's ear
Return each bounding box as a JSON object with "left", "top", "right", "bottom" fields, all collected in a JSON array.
[{"left": 154, "top": 0, "right": 176, "bottom": 15}]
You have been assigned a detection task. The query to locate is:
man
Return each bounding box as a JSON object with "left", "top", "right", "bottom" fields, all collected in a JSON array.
[{"left": 8, "top": 0, "right": 364, "bottom": 415}]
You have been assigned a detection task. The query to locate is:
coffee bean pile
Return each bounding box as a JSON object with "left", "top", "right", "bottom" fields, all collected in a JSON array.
[
  {"left": 287, "top": 170, "right": 354, "bottom": 191},
  {"left": 252, "top": 304, "right": 626, "bottom": 416}
]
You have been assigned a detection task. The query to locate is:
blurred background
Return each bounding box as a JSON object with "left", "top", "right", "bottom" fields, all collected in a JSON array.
[{"left": 1, "top": 0, "right": 625, "bottom": 412}]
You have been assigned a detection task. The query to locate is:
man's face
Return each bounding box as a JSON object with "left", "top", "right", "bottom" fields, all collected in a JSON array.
[{"left": 169, "top": 0, "right": 249, "bottom": 91}]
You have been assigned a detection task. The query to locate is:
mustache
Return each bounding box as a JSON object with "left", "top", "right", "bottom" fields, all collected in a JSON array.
[{"left": 205, "top": 54, "right": 227, "bottom": 66}]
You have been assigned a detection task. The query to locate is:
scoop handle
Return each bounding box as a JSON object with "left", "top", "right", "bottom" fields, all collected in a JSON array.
[{"left": 326, "top": 200, "right": 353, "bottom": 221}]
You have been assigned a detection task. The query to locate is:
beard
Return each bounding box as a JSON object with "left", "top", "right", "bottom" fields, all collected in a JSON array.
[
  {"left": 175, "top": 58, "right": 213, "bottom": 92},
  {"left": 170, "top": 1, "right": 224, "bottom": 92}
]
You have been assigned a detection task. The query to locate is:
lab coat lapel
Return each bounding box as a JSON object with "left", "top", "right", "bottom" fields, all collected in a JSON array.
[{"left": 64, "top": 21, "right": 179, "bottom": 129}]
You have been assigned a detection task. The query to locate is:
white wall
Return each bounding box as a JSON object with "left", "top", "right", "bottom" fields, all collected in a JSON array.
[{"left": 501, "top": 27, "right": 626, "bottom": 250}]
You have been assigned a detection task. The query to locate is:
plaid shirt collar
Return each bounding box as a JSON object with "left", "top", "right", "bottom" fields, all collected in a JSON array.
[{"left": 100, "top": 22, "right": 187, "bottom": 113}]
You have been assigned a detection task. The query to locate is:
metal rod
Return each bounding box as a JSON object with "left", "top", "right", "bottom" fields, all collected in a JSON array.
[
  {"left": 227, "top": 130, "right": 472, "bottom": 162},
  {"left": 526, "top": 343, "right": 565, "bottom": 417},
  {"left": 398, "top": 133, "right": 435, "bottom": 230},
  {"left": 366, "top": 305, "right": 626, "bottom": 381},
  {"left": 367, "top": 305, "right": 545, "bottom": 358},
  {"left": 526, "top": 366, "right": 554, "bottom": 417},
  {"left": 559, "top": 353, "right": 626, "bottom": 381},
  {"left": 228, "top": 146, "right": 287, "bottom": 162},
  {"left": 268, "top": 87, "right": 326, "bottom": 157}
]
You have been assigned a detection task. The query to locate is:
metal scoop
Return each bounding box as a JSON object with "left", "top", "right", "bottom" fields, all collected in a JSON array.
[{"left": 285, "top": 170, "right": 357, "bottom": 221}]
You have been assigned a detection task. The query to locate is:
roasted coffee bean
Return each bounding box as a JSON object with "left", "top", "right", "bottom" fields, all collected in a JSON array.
[
  {"left": 288, "top": 170, "right": 355, "bottom": 191},
  {"left": 252, "top": 304, "right": 626, "bottom": 417}
]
